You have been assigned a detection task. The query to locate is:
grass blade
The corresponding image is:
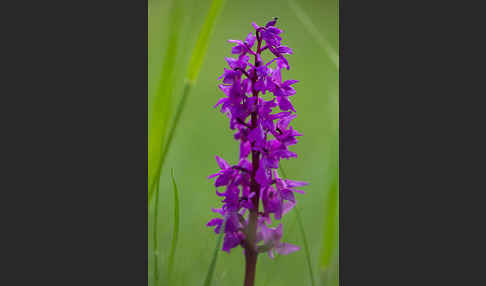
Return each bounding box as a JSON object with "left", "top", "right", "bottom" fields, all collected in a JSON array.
[
  {"left": 148, "top": 0, "right": 183, "bottom": 200},
  {"left": 150, "top": 0, "right": 227, "bottom": 202},
  {"left": 288, "top": 0, "right": 338, "bottom": 69},
  {"left": 168, "top": 168, "right": 180, "bottom": 284},
  {"left": 153, "top": 179, "right": 161, "bottom": 285},
  {"left": 322, "top": 206, "right": 339, "bottom": 286},
  {"left": 187, "top": 0, "right": 227, "bottom": 83},
  {"left": 319, "top": 171, "right": 338, "bottom": 282},
  {"left": 150, "top": 1, "right": 228, "bottom": 284},
  {"left": 295, "top": 207, "right": 316, "bottom": 286},
  {"left": 157, "top": 83, "right": 191, "bottom": 190},
  {"left": 203, "top": 219, "right": 226, "bottom": 286},
  {"left": 279, "top": 165, "right": 315, "bottom": 286}
]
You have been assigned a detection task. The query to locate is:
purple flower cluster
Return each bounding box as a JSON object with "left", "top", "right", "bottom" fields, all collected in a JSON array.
[{"left": 207, "top": 19, "right": 307, "bottom": 257}]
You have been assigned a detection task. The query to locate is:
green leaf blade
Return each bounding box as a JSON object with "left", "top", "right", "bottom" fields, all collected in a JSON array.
[
  {"left": 149, "top": 0, "right": 227, "bottom": 203},
  {"left": 295, "top": 207, "right": 316, "bottom": 286},
  {"left": 203, "top": 219, "right": 226, "bottom": 286},
  {"left": 187, "top": 0, "right": 227, "bottom": 83},
  {"left": 168, "top": 168, "right": 181, "bottom": 283},
  {"left": 319, "top": 172, "right": 339, "bottom": 272},
  {"left": 152, "top": 180, "right": 161, "bottom": 284},
  {"left": 148, "top": 0, "right": 184, "bottom": 200}
]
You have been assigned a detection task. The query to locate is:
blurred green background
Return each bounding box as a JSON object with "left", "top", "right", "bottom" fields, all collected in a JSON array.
[{"left": 149, "top": 0, "right": 338, "bottom": 285}]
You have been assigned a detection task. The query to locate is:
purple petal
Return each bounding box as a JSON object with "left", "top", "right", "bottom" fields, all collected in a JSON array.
[
  {"left": 276, "top": 57, "right": 289, "bottom": 70},
  {"left": 248, "top": 125, "right": 265, "bottom": 148},
  {"left": 225, "top": 57, "right": 239, "bottom": 69},
  {"left": 277, "top": 96, "right": 294, "bottom": 111},
  {"left": 274, "top": 224, "right": 283, "bottom": 241},
  {"left": 277, "top": 46, "right": 293, "bottom": 54},
  {"left": 282, "top": 80, "right": 299, "bottom": 87},
  {"left": 259, "top": 224, "right": 272, "bottom": 242},
  {"left": 225, "top": 214, "right": 240, "bottom": 233},
  {"left": 245, "top": 33, "right": 256, "bottom": 48},
  {"left": 240, "top": 141, "right": 251, "bottom": 158},
  {"left": 275, "top": 243, "right": 300, "bottom": 255},
  {"left": 206, "top": 218, "right": 223, "bottom": 234},
  {"left": 265, "top": 18, "right": 277, "bottom": 27},
  {"left": 231, "top": 46, "right": 244, "bottom": 55},
  {"left": 213, "top": 97, "right": 227, "bottom": 109},
  {"left": 271, "top": 112, "right": 292, "bottom": 120},
  {"left": 215, "top": 171, "right": 232, "bottom": 187},
  {"left": 255, "top": 163, "right": 270, "bottom": 186},
  {"left": 268, "top": 249, "right": 276, "bottom": 259},
  {"left": 222, "top": 232, "right": 241, "bottom": 253},
  {"left": 228, "top": 39, "right": 243, "bottom": 44},
  {"left": 211, "top": 208, "right": 224, "bottom": 215},
  {"left": 282, "top": 201, "right": 295, "bottom": 215},
  {"left": 285, "top": 179, "right": 308, "bottom": 188},
  {"left": 266, "top": 27, "right": 282, "bottom": 34},
  {"left": 280, "top": 189, "right": 295, "bottom": 202},
  {"left": 254, "top": 79, "right": 265, "bottom": 92},
  {"left": 208, "top": 172, "right": 219, "bottom": 179},
  {"left": 278, "top": 113, "right": 297, "bottom": 130},
  {"left": 215, "top": 155, "right": 230, "bottom": 169}
]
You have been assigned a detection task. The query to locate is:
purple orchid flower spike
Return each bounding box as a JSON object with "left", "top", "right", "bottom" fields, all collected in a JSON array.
[{"left": 207, "top": 18, "right": 308, "bottom": 286}]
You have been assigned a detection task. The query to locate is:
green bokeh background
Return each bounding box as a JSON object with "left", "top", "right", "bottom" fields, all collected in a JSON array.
[{"left": 149, "top": 0, "right": 338, "bottom": 285}]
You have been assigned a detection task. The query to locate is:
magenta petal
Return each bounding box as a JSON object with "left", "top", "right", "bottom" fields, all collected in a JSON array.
[
  {"left": 222, "top": 232, "right": 241, "bottom": 253},
  {"left": 275, "top": 243, "right": 300, "bottom": 255},
  {"left": 255, "top": 164, "right": 268, "bottom": 186},
  {"left": 285, "top": 179, "right": 308, "bottom": 188},
  {"left": 268, "top": 249, "right": 276, "bottom": 259},
  {"left": 213, "top": 97, "right": 227, "bottom": 109},
  {"left": 280, "top": 189, "right": 295, "bottom": 202},
  {"left": 215, "top": 175, "right": 229, "bottom": 187},
  {"left": 211, "top": 208, "right": 224, "bottom": 214},
  {"left": 206, "top": 218, "right": 222, "bottom": 226},
  {"left": 245, "top": 33, "right": 256, "bottom": 48},
  {"left": 274, "top": 224, "right": 283, "bottom": 241},
  {"left": 282, "top": 201, "right": 295, "bottom": 215},
  {"left": 208, "top": 172, "right": 219, "bottom": 179},
  {"left": 258, "top": 223, "right": 272, "bottom": 243},
  {"left": 277, "top": 46, "right": 293, "bottom": 54},
  {"left": 282, "top": 79, "right": 299, "bottom": 87},
  {"left": 266, "top": 27, "right": 281, "bottom": 34},
  {"left": 277, "top": 96, "right": 294, "bottom": 111},
  {"left": 240, "top": 140, "right": 251, "bottom": 158},
  {"left": 265, "top": 18, "right": 277, "bottom": 27},
  {"left": 215, "top": 155, "right": 229, "bottom": 169},
  {"left": 206, "top": 218, "right": 223, "bottom": 234}
]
